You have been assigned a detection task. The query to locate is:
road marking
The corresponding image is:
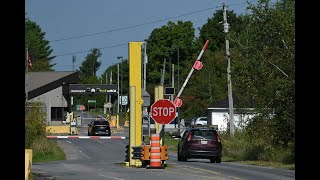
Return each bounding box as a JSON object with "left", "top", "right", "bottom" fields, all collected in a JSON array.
[
  {"left": 78, "top": 150, "right": 90, "bottom": 159},
  {"left": 97, "top": 140, "right": 103, "bottom": 144},
  {"left": 229, "top": 176, "right": 243, "bottom": 180},
  {"left": 165, "top": 169, "right": 222, "bottom": 180},
  {"left": 171, "top": 163, "right": 242, "bottom": 180},
  {"left": 99, "top": 174, "right": 123, "bottom": 180},
  {"left": 176, "top": 165, "right": 221, "bottom": 175},
  {"left": 67, "top": 141, "right": 72, "bottom": 144}
]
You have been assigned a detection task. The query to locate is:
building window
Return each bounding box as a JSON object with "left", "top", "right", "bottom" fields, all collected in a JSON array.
[{"left": 51, "top": 107, "right": 64, "bottom": 121}]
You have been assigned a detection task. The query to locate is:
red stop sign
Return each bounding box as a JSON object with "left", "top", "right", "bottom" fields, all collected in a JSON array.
[
  {"left": 151, "top": 99, "right": 176, "bottom": 124},
  {"left": 80, "top": 105, "right": 85, "bottom": 111}
]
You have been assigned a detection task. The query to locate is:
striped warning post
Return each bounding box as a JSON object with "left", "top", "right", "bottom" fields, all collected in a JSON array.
[{"left": 148, "top": 134, "right": 163, "bottom": 169}]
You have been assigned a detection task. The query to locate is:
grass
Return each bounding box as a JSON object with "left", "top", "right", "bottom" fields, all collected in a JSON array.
[
  {"left": 236, "top": 160, "right": 295, "bottom": 170},
  {"left": 163, "top": 132, "right": 295, "bottom": 170},
  {"left": 33, "top": 139, "right": 66, "bottom": 163}
]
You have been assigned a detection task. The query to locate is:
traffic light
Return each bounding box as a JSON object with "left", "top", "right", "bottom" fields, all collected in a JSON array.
[
  {"left": 160, "top": 145, "right": 169, "bottom": 160},
  {"left": 141, "top": 145, "right": 150, "bottom": 161},
  {"left": 132, "top": 146, "right": 143, "bottom": 159},
  {"left": 125, "top": 144, "right": 129, "bottom": 162}
]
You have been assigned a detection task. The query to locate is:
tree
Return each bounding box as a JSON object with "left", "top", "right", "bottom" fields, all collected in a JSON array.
[
  {"left": 78, "top": 48, "right": 102, "bottom": 80},
  {"left": 145, "top": 21, "right": 196, "bottom": 86},
  {"left": 199, "top": 9, "right": 245, "bottom": 52},
  {"left": 25, "top": 16, "right": 55, "bottom": 71},
  {"left": 233, "top": 0, "right": 295, "bottom": 147}
]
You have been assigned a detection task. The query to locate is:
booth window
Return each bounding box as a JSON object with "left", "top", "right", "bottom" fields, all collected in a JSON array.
[{"left": 51, "top": 107, "right": 64, "bottom": 121}]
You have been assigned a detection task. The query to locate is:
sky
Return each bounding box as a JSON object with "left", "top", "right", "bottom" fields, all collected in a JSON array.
[{"left": 25, "top": 0, "right": 256, "bottom": 77}]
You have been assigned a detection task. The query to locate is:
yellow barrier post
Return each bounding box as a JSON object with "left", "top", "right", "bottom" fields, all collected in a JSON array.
[
  {"left": 154, "top": 86, "right": 159, "bottom": 134},
  {"left": 25, "top": 149, "right": 32, "bottom": 180},
  {"left": 158, "top": 85, "right": 164, "bottom": 146},
  {"left": 129, "top": 42, "right": 144, "bottom": 167}
]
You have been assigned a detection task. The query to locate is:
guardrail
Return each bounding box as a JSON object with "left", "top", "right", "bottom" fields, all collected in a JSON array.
[{"left": 25, "top": 149, "right": 32, "bottom": 180}]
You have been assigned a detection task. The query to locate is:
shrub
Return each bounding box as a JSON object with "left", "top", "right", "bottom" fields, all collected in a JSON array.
[{"left": 25, "top": 102, "right": 47, "bottom": 148}]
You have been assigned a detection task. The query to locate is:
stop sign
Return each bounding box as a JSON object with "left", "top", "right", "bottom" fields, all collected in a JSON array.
[
  {"left": 80, "top": 105, "right": 85, "bottom": 111},
  {"left": 151, "top": 99, "right": 176, "bottom": 124}
]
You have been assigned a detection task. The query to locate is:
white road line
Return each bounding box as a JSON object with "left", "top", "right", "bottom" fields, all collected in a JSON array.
[
  {"left": 99, "top": 174, "right": 123, "bottom": 180},
  {"left": 67, "top": 141, "right": 72, "bottom": 144},
  {"left": 78, "top": 150, "right": 90, "bottom": 159},
  {"left": 97, "top": 140, "right": 103, "bottom": 144}
]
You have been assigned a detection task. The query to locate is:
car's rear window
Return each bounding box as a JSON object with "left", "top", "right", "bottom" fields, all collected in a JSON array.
[
  {"left": 94, "top": 121, "right": 109, "bottom": 125},
  {"left": 191, "top": 130, "right": 215, "bottom": 140}
]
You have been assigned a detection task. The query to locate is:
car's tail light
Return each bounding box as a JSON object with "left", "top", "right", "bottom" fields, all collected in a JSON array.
[
  {"left": 216, "top": 132, "right": 221, "bottom": 142},
  {"left": 187, "top": 132, "right": 192, "bottom": 141}
]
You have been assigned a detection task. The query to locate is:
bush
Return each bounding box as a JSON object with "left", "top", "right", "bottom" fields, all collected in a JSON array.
[
  {"left": 25, "top": 102, "right": 47, "bottom": 148},
  {"left": 220, "top": 130, "right": 294, "bottom": 164}
]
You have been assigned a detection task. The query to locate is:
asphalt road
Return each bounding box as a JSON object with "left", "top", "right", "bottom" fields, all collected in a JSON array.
[{"left": 32, "top": 113, "right": 295, "bottom": 180}]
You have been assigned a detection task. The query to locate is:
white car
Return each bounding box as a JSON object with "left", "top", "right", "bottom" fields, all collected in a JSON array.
[{"left": 191, "top": 117, "right": 208, "bottom": 126}]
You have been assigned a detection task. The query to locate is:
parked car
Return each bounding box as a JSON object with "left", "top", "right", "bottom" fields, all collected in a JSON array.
[
  {"left": 177, "top": 127, "right": 222, "bottom": 163},
  {"left": 88, "top": 120, "right": 111, "bottom": 136},
  {"left": 190, "top": 117, "right": 208, "bottom": 126}
]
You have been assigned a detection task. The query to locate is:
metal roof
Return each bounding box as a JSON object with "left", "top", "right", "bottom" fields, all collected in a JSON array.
[{"left": 26, "top": 71, "right": 76, "bottom": 92}]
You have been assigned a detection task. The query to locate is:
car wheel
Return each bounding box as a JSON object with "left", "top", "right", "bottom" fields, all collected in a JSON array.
[
  {"left": 215, "top": 157, "right": 221, "bottom": 163},
  {"left": 210, "top": 157, "right": 215, "bottom": 163},
  {"left": 181, "top": 149, "right": 188, "bottom": 161},
  {"left": 177, "top": 148, "right": 182, "bottom": 161}
]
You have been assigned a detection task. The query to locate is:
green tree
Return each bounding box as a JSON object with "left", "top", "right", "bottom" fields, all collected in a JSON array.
[
  {"left": 78, "top": 48, "right": 102, "bottom": 80},
  {"left": 25, "top": 16, "right": 55, "bottom": 71},
  {"left": 233, "top": 0, "right": 295, "bottom": 147},
  {"left": 145, "top": 21, "right": 195, "bottom": 86}
]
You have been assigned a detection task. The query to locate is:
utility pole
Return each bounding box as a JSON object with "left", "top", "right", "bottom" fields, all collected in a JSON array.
[
  {"left": 72, "top": 56, "right": 76, "bottom": 71},
  {"left": 105, "top": 73, "right": 108, "bottom": 115},
  {"left": 171, "top": 64, "right": 175, "bottom": 102},
  {"left": 223, "top": 3, "right": 235, "bottom": 137},
  {"left": 117, "top": 63, "right": 120, "bottom": 117},
  {"left": 161, "top": 59, "right": 166, "bottom": 86},
  {"left": 143, "top": 43, "right": 148, "bottom": 90},
  {"left": 176, "top": 46, "right": 181, "bottom": 130}
]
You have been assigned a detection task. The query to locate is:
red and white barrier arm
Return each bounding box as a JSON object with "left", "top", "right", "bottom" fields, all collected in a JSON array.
[{"left": 176, "top": 40, "right": 209, "bottom": 98}]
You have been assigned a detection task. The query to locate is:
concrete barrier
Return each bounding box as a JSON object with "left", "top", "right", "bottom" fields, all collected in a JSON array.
[
  {"left": 25, "top": 149, "right": 32, "bottom": 180},
  {"left": 46, "top": 125, "right": 70, "bottom": 134}
]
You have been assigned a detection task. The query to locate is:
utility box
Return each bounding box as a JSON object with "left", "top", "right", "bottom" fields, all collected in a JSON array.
[{"left": 142, "top": 89, "right": 150, "bottom": 107}]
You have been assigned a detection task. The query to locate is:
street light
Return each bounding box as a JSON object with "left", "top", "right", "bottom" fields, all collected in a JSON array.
[{"left": 117, "top": 56, "right": 124, "bottom": 113}]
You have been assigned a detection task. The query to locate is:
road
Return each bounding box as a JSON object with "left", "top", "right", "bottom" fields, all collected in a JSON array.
[{"left": 32, "top": 113, "right": 295, "bottom": 180}]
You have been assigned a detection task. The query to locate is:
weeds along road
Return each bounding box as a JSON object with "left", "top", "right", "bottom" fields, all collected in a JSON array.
[{"left": 33, "top": 114, "right": 295, "bottom": 180}]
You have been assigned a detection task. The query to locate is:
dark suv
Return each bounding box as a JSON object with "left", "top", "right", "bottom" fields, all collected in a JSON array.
[
  {"left": 177, "top": 127, "right": 222, "bottom": 163},
  {"left": 88, "top": 120, "right": 111, "bottom": 136}
]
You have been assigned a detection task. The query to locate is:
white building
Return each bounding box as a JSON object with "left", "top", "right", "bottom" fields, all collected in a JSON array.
[{"left": 207, "top": 98, "right": 256, "bottom": 132}]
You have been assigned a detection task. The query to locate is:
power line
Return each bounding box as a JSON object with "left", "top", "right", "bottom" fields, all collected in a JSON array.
[
  {"left": 49, "top": 7, "right": 216, "bottom": 43},
  {"left": 53, "top": 43, "right": 127, "bottom": 57}
]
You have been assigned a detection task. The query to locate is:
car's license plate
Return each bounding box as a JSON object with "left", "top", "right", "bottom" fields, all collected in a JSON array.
[{"left": 201, "top": 140, "right": 207, "bottom": 144}]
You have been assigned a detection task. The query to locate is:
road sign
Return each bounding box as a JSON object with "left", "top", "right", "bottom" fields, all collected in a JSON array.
[
  {"left": 80, "top": 105, "right": 85, "bottom": 111},
  {"left": 193, "top": 60, "right": 203, "bottom": 70},
  {"left": 151, "top": 99, "right": 176, "bottom": 124},
  {"left": 88, "top": 100, "right": 96, "bottom": 103},
  {"left": 120, "top": 96, "right": 128, "bottom": 105},
  {"left": 173, "top": 98, "right": 183, "bottom": 107}
]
